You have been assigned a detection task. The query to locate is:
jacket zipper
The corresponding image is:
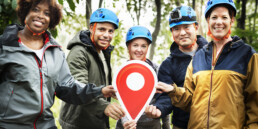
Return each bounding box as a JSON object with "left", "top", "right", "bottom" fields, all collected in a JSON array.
[
  {"left": 33, "top": 57, "right": 44, "bottom": 129},
  {"left": 33, "top": 45, "right": 60, "bottom": 129},
  {"left": 207, "top": 44, "right": 225, "bottom": 129}
]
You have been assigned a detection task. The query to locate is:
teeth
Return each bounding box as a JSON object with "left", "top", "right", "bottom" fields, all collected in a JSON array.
[
  {"left": 34, "top": 21, "right": 43, "bottom": 26},
  {"left": 214, "top": 27, "right": 223, "bottom": 30}
]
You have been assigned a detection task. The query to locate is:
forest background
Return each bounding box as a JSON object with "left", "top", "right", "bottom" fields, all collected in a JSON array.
[{"left": 1, "top": 0, "right": 257, "bottom": 128}]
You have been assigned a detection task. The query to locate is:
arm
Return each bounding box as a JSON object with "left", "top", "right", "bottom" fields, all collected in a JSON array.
[
  {"left": 153, "top": 60, "right": 174, "bottom": 117},
  {"left": 55, "top": 50, "right": 114, "bottom": 105},
  {"left": 167, "top": 61, "right": 194, "bottom": 112},
  {"left": 244, "top": 53, "right": 258, "bottom": 128}
]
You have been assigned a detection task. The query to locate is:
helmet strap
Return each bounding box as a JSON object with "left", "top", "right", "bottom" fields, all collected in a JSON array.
[
  {"left": 90, "top": 23, "right": 110, "bottom": 51},
  {"left": 25, "top": 20, "right": 45, "bottom": 36}
]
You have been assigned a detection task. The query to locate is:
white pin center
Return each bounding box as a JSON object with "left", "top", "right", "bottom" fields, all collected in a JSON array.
[{"left": 126, "top": 72, "right": 145, "bottom": 91}]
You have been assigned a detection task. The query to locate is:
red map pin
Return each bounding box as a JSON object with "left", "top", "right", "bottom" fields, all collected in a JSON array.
[{"left": 113, "top": 60, "right": 157, "bottom": 121}]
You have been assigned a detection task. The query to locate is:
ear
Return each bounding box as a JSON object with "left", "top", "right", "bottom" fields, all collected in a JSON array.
[
  {"left": 230, "top": 17, "right": 235, "bottom": 25},
  {"left": 89, "top": 24, "right": 94, "bottom": 33},
  {"left": 206, "top": 17, "right": 210, "bottom": 24},
  {"left": 195, "top": 23, "right": 199, "bottom": 31}
]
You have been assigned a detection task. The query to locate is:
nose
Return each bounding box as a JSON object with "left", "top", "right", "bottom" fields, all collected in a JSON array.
[
  {"left": 179, "top": 28, "right": 186, "bottom": 35},
  {"left": 103, "top": 31, "right": 109, "bottom": 38},
  {"left": 37, "top": 11, "right": 44, "bottom": 19},
  {"left": 216, "top": 18, "right": 223, "bottom": 24}
]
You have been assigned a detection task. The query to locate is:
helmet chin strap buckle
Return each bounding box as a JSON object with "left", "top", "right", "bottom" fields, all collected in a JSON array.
[{"left": 25, "top": 23, "right": 45, "bottom": 36}]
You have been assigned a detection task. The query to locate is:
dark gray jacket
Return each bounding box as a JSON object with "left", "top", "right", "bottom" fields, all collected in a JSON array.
[
  {"left": 0, "top": 24, "right": 104, "bottom": 129},
  {"left": 59, "top": 30, "right": 113, "bottom": 129}
]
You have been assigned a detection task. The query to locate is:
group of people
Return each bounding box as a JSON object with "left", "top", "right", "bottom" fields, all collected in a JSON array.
[{"left": 0, "top": 0, "right": 257, "bottom": 129}]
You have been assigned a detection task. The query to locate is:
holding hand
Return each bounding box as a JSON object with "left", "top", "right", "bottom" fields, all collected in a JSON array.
[
  {"left": 102, "top": 85, "right": 116, "bottom": 98},
  {"left": 104, "top": 103, "right": 125, "bottom": 120},
  {"left": 145, "top": 105, "right": 161, "bottom": 118},
  {"left": 123, "top": 120, "right": 137, "bottom": 129},
  {"left": 155, "top": 82, "right": 174, "bottom": 93}
]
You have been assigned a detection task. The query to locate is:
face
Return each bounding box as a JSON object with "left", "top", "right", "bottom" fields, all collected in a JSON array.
[
  {"left": 25, "top": 2, "right": 50, "bottom": 33},
  {"left": 171, "top": 24, "right": 198, "bottom": 47},
  {"left": 207, "top": 6, "right": 234, "bottom": 39},
  {"left": 127, "top": 38, "right": 149, "bottom": 61},
  {"left": 90, "top": 22, "right": 115, "bottom": 50}
]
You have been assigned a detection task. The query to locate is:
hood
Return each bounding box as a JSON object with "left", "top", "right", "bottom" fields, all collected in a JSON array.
[
  {"left": 67, "top": 30, "right": 93, "bottom": 50},
  {"left": 204, "top": 36, "right": 244, "bottom": 54},
  {"left": 170, "top": 35, "right": 208, "bottom": 57},
  {"left": 67, "top": 30, "right": 114, "bottom": 53}
]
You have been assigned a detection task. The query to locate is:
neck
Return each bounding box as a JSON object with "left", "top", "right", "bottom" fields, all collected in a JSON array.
[
  {"left": 22, "top": 26, "right": 43, "bottom": 40},
  {"left": 179, "top": 43, "right": 198, "bottom": 53},
  {"left": 214, "top": 36, "right": 232, "bottom": 50}
]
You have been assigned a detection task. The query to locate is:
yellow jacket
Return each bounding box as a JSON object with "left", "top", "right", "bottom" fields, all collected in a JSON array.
[{"left": 169, "top": 36, "right": 258, "bottom": 129}]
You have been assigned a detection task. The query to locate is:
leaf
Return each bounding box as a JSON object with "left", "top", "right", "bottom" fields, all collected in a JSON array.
[
  {"left": 67, "top": 0, "right": 75, "bottom": 11},
  {"left": 58, "top": 0, "right": 63, "bottom": 5},
  {"left": 50, "top": 29, "right": 58, "bottom": 38},
  {"left": 4, "top": 0, "right": 10, "bottom": 6},
  {"left": 11, "top": 0, "right": 17, "bottom": 10}
]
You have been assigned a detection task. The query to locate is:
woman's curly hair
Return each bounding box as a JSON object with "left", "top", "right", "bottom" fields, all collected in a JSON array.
[{"left": 16, "top": 0, "right": 62, "bottom": 29}]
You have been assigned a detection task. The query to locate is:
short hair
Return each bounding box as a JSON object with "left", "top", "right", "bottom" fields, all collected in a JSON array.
[
  {"left": 16, "top": 0, "right": 62, "bottom": 29},
  {"left": 206, "top": 4, "right": 235, "bottom": 19}
]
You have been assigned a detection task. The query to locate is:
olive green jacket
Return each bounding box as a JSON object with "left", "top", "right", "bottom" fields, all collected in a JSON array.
[{"left": 59, "top": 30, "right": 114, "bottom": 129}]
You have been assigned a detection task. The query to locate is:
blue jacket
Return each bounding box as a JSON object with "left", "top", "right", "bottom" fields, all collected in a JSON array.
[{"left": 154, "top": 35, "right": 208, "bottom": 128}]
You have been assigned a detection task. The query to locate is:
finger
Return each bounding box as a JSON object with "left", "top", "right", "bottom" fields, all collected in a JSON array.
[{"left": 110, "top": 104, "right": 125, "bottom": 118}]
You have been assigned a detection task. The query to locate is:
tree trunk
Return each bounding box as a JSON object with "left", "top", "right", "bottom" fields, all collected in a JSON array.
[
  {"left": 192, "top": 0, "right": 196, "bottom": 9},
  {"left": 86, "top": 0, "right": 92, "bottom": 29},
  {"left": 99, "top": 0, "right": 103, "bottom": 8},
  {"left": 148, "top": 0, "right": 161, "bottom": 60},
  {"left": 253, "top": 0, "right": 257, "bottom": 32},
  {"left": 237, "top": 0, "right": 247, "bottom": 30},
  {"left": 237, "top": 0, "right": 247, "bottom": 41}
]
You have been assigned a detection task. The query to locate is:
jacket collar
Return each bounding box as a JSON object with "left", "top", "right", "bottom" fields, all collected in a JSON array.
[
  {"left": 204, "top": 36, "right": 244, "bottom": 54},
  {"left": 170, "top": 35, "right": 208, "bottom": 57},
  {"left": 1, "top": 24, "right": 60, "bottom": 48},
  {"left": 67, "top": 30, "right": 114, "bottom": 53}
]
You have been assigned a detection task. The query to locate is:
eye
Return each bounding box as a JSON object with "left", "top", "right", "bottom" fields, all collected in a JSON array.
[
  {"left": 32, "top": 7, "right": 39, "bottom": 12},
  {"left": 223, "top": 16, "right": 228, "bottom": 19},
  {"left": 185, "top": 25, "right": 190, "bottom": 29},
  {"left": 109, "top": 29, "right": 114, "bottom": 34},
  {"left": 211, "top": 16, "right": 217, "bottom": 20},
  {"left": 44, "top": 11, "right": 50, "bottom": 16},
  {"left": 99, "top": 28, "right": 105, "bottom": 31},
  {"left": 173, "top": 27, "right": 179, "bottom": 31}
]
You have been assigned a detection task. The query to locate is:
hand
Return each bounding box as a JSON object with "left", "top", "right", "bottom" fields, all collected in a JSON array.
[
  {"left": 145, "top": 105, "right": 161, "bottom": 118},
  {"left": 155, "top": 82, "right": 174, "bottom": 93},
  {"left": 123, "top": 120, "right": 137, "bottom": 129},
  {"left": 104, "top": 103, "right": 125, "bottom": 120},
  {"left": 102, "top": 85, "right": 116, "bottom": 98}
]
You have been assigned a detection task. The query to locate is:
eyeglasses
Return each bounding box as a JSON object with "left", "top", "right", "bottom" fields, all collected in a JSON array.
[{"left": 170, "top": 9, "right": 182, "bottom": 22}]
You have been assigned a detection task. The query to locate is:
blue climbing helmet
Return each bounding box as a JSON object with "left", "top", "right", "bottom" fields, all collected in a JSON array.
[
  {"left": 126, "top": 26, "right": 152, "bottom": 45},
  {"left": 90, "top": 8, "right": 119, "bottom": 29},
  {"left": 169, "top": 6, "right": 197, "bottom": 28},
  {"left": 205, "top": 0, "right": 236, "bottom": 18}
]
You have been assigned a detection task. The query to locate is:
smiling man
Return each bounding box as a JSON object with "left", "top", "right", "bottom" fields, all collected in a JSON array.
[
  {"left": 59, "top": 8, "right": 125, "bottom": 129},
  {"left": 145, "top": 6, "right": 208, "bottom": 129}
]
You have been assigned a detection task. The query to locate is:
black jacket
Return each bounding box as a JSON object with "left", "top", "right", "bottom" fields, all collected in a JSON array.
[{"left": 154, "top": 35, "right": 208, "bottom": 128}]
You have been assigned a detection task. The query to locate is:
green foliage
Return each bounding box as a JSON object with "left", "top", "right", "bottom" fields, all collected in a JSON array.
[
  {"left": 232, "top": 0, "right": 258, "bottom": 50},
  {"left": 67, "top": 0, "right": 75, "bottom": 11},
  {"left": 110, "top": 20, "right": 127, "bottom": 68},
  {"left": 0, "top": 0, "right": 18, "bottom": 34}
]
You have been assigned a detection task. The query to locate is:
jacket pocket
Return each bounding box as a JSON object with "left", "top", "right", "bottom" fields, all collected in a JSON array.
[{"left": 0, "top": 83, "right": 14, "bottom": 117}]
